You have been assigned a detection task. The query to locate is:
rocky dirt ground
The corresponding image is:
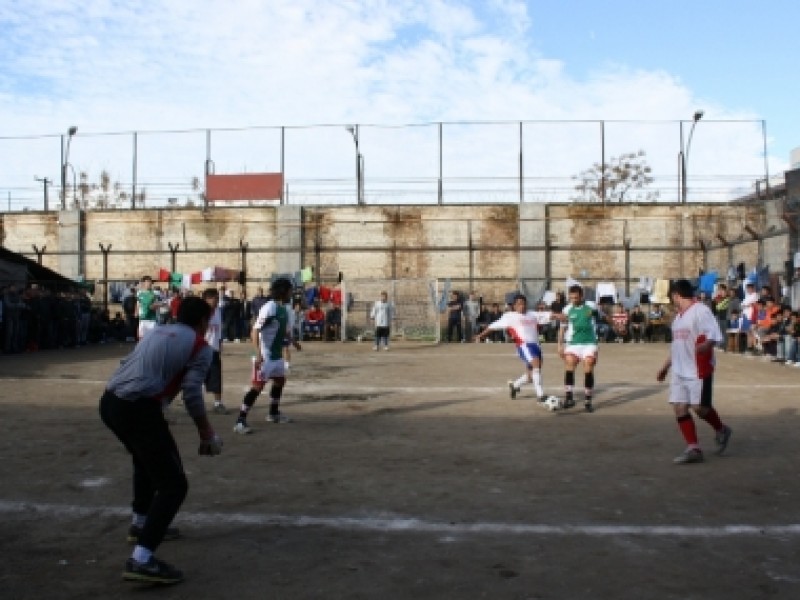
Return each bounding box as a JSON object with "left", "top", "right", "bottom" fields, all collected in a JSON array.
[{"left": 1, "top": 338, "right": 799, "bottom": 599}]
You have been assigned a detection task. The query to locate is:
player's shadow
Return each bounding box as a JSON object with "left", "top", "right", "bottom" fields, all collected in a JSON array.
[{"left": 557, "top": 382, "right": 664, "bottom": 416}]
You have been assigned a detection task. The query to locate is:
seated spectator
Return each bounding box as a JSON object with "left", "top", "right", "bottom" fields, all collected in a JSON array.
[
  {"left": 610, "top": 303, "right": 629, "bottom": 342},
  {"left": 325, "top": 302, "right": 341, "bottom": 341},
  {"left": 756, "top": 298, "right": 780, "bottom": 358},
  {"left": 629, "top": 305, "right": 646, "bottom": 343},
  {"left": 304, "top": 302, "right": 326, "bottom": 340},
  {"left": 726, "top": 309, "right": 748, "bottom": 353},
  {"left": 595, "top": 308, "right": 612, "bottom": 343},
  {"left": 646, "top": 304, "right": 670, "bottom": 342},
  {"left": 777, "top": 305, "right": 794, "bottom": 363}
]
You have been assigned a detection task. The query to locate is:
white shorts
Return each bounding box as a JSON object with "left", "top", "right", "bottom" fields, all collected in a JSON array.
[
  {"left": 564, "top": 344, "right": 598, "bottom": 362},
  {"left": 137, "top": 319, "right": 156, "bottom": 340},
  {"left": 669, "top": 374, "right": 703, "bottom": 405},
  {"left": 255, "top": 358, "right": 286, "bottom": 383}
]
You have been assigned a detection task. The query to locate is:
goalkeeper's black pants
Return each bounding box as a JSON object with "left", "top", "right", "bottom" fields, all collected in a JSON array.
[{"left": 100, "top": 390, "right": 188, "bottom": 552}]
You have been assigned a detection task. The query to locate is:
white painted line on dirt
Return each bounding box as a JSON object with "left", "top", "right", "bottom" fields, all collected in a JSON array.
[
  {"left": 2, "top": 500, "right": 800, "bottom": 538},
  {"left": 0, "top": 377, "right": 797, "bottom": 393}
]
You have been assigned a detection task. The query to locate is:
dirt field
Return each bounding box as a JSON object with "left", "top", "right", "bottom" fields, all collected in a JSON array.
[{"left": 1, "top": 338, "right": 800, "bottom": 600}]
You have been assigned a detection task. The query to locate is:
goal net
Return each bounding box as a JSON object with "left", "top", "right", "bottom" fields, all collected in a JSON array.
[{"left": 340, "top": 278, "right": 441, "bottom": 342}]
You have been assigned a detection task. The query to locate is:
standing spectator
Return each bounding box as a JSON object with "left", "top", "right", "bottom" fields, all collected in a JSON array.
[
  {"left": 222, "top": 291, "right": 243, "bottom": 343},
  {"left": 78, "top": 291, "right": 92, "bottom": 345},
  {"left": 463, "top": 292, "right": 480, "bottom": 342},
  {"left": 110, "top": 311, "right": 127, "bottom": 342},
  {"left": 136, "top": 276, "right": 161, "bottom": 340},
  {"left": 486, "top": 303, "right": 505, "bottom": 342},
  {"left": 656, "top": 279, "right": 731, "bottom": 464},
  {"left": 99, "top": 296, "right": 220, "bottom": 584},
  {"left": 712, "top": 284, "right": 729, "bottom": 349},
  {"left": 445, "top": 291, "right": 463, "bottom": 343},
  {"left": 202, "top": 288, "right": 229, "bottom": 414},
  {"left": 249, "top": 287, "right": 268, "bottom": 328},
  {"left": 325, "top": 302, "right": 342, "bottom": 341},
  {"left": 3, "top": 284, "right": 24, "bottom": 353},
  {"left": 370, "top": 291, "right": 393, "bottom": 350},
  {"left": 168, "top": 288, "right": 182, "bottom": 324},
  {"left": 122, "top": 286, "right": 137, "bottom": 342},
  {"left": 629, "top": 305, "right": 646, "bottom": 343}
]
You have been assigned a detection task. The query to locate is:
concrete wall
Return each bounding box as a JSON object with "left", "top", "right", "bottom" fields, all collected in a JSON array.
[{"left": 0, "top": 198, "right": 794, "bottom": 304}]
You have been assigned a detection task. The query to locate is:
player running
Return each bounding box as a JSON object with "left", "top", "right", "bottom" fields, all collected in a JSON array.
[
  {"left": 657, "top": 279, "right": 732, "bottom": 464},
  {"left": 475, "top": 294, "right": 551, "bottom": 402},
  {"left": 233, "top": 278, "right": 301, "bottom": 434},
  {"left": 558, "top": 285, "right": 599, "bottom": 412}
]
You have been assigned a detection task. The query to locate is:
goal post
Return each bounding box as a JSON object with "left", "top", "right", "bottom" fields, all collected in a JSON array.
[{"left": 341, "top": 278, "right": 441, "bottom": 343}]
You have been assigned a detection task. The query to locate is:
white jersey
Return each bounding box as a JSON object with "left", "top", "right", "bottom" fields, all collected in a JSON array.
[
  {"left": 741, "top": 291, "right": 758, "bottom": 321},
  {"left": 486, "top": 310, "right": 550, "bottom": 346},
  {"left": 205, "top": 306, "right": 223, "bottom": 352},
  {"left": 670, "top": 301, "right": 722, "bottom": 380},
  {"left": 371, "top": 300, "right": 393, "bottom": 327}
]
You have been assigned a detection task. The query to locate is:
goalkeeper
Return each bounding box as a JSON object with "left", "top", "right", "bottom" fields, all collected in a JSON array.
[{"left": 99, "top": 295, "right": 222, "bottom": 585}]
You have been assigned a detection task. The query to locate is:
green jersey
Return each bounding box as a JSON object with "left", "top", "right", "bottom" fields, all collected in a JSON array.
[
  {"left": 254, "top": 300, "right": 288, "bottom": 361},
  {"left": 563, "top": 302, "right": 598, "bottom": 345},
  {"left": 137, "top": 290, "right": 157, "bottom": 321}
]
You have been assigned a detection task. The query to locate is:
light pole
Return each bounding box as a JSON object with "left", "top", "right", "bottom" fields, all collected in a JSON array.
[
  {"left": 65, "top": 162, "right": 77, "bottom": 208},
  {"left": 61, "top": 125, "right": 78, "bottom": 210},
  {"left": 680, "top": 110, "right": 703, "bottom": 203},
  {"left": 34, "top": 176, "right": 51, "bottom": 211},
  {"left": 346, "top": 125, "right": 363, "bottom": 205}
]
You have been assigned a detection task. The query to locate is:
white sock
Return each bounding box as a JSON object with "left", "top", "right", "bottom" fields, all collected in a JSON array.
[
  {"left": 132, "top": 545, "right": 152, "bottom": 564},
  {"left": 132, "top": 513, "right": 146, "bottom": 527},
  {"left": 514, "top": 375, "right": 528, "bottom": 389},
  {"left": 532, "top": 369, "right": 543, "bottom": 396}
]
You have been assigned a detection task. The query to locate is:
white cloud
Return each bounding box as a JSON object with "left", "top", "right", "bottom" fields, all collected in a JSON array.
[{"left": 0, "top": 0, "right": 781, "bottom": 209}]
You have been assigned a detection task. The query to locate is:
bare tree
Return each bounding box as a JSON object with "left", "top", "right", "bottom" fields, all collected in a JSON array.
[{"left": 572, "top": 150, "right": 658, "bottom": 203}]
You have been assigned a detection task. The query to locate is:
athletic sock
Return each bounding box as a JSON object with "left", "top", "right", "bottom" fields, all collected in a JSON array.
[
  {"left": 565, "top": 370, "right": 574, "bottom": 394},
  {"left": 514, "top": 375, "right": 528, "bottom": 389},
  {"left": 531, "top": 368, "right": 543, "bottom": 396},
  {"left": 132, "top": 545, "right": 152, "bottom": 564},
  {"left": 238, "top": 388, "right": 260, "bottom": 421},
  {"left": 677, "top": 414, "right": 699, "bottom": 447},
  {"left": 700, "top": 407, "right": 724, "bottom": 431}
]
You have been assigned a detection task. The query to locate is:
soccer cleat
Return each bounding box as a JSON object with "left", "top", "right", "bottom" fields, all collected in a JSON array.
[
  {"left": 584, "top": 401, "right": 594, "bottom": 413},
  {"left": 212, "top": 403, "right": 229, "bottom": 415},
  {"left": 715, "top": 425, "right": 732, "bottom": 455},
  {"left": 562, "top": 393, "right": 575, "bottom": 409},
  {"left": 536, "top": 396, "right": 546, "bottom": 404},
  {"left": 127, "top": 525, "right": 180, "bottom": 544},
  {"left": 673, "top": 448, "right": 704, "bottom": 464},
  {"left": 266, "top": 413, "right": 292, "bottom": 424},
  {"left": 233, "top": 421, "right": 252, "bottom": 435},
  {"left": 123, "top": 556, "right": 184, "bottom": 585},
  {"left": 508, "top": 381, "right": 519, "bottom": 399}
]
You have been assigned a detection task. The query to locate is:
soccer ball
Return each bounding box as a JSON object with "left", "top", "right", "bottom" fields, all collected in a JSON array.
[{"left": 543, "top": 396, "right": 561, "bottom": 411}]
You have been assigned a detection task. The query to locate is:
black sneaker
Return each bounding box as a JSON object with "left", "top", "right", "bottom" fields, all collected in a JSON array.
[
  {"left": 507, "top": 381, "right": 519, "bottom": 399},
  {"left": 123, "top": 556, "right": 184, "bottom": 584},
  {"left": 563, "top": 394, "right": 575, "bottom": 409},
  {"left": 715, "top": 425, "right": 732, "bottom": 455},
  {"left": 127, "top": 525, "right": 181, "bottom": 544},
  {"left": 584, "top": 401, "right": 594, "bottom": 413}
]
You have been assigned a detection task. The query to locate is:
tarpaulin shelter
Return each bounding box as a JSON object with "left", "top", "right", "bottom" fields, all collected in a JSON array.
[{"left": 0, "top": 247, "right": 83, "bottom": 291}]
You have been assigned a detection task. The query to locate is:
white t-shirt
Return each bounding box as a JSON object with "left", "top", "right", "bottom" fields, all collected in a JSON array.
[
  {"left": 204, "top": 306, "right": 223, "bottom": 352},
  {"left": 371, "top": 300, "right": 393, "bottom": 327},
  {"left": 670, "top": 301, "right": 722, "bottom": 380},
  {"left": 486, "top": 310, "right": 550, "bottom": 346}
]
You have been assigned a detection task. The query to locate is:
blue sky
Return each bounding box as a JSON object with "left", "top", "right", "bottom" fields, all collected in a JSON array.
[{"left": 0, "top": 0, "right": 796, "bottom": 209}]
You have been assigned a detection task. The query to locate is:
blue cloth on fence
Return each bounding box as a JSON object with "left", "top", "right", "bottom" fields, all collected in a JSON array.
[{"left": 698, "top": 272, "right": 718, "bottom": 294}]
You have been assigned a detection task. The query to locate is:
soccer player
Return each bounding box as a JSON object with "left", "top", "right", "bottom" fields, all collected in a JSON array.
[
  {"left": 656, "top": 279, "right": 732, "bottom": 464},
  {"left": 474, "top": 294, "right": 551, "bottom": 401},
  {"left": 99, "top": 296, "right": 222, "bottom": 585},
  {"left": 234, "top": 278, "right": 301, "bottom": 433},
  {"left": 135, "top": 275, "right": 162, "bottom": 340},
  {"left": 370, "top": 291, "right": 394, "bottom": 350},
  {"left": 557, "top": 284, "right": 599, "bottom": 412},
  {"left": 202, "top": 288, "right": 229, "bottom": 414}
]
